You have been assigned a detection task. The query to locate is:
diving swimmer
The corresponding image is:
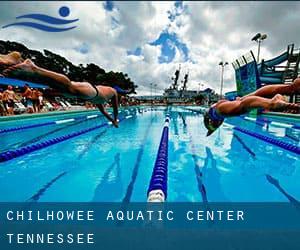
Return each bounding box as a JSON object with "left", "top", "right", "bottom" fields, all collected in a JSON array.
[
  {"left": 3, "top": 58, "right": 133, "bottom": 127},
  {"left": 204, "top": 78, "right": 300, "bottom": 136}
]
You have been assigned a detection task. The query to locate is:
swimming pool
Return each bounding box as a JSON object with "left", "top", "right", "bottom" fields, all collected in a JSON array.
[{"left": 0, "top": 106, "right": 299, "bottom": 202}]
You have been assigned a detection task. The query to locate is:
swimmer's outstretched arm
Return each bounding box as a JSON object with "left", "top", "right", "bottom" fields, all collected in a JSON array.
[
  {"left": 96, "top": 104, "right": 118, "bottom": 128},
  {"left": 111, "top": 92, "right": 119, "bottom": 125}
]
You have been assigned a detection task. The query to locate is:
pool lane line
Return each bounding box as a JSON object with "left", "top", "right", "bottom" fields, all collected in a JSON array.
[
  {"left": 179, "top": 112, "right": 208, "bottom": 203},
  {"left": 24, "top": 109, "right": 141, "bottom": 201},
  {"left": 178, "top": 107, "right": 299, "bottom": 131},
  {"left": 92, "top": 153, "right": 121, "bottom": 202},
  {"left": 0, "top": 106, "right": 139, "bottom": 135},
  {"left": 265, "top": 174, "right": 300, "bottom": 207},
  {"left": 20, "top": 110, "right": 140, "bottom": 201},
  {"left": 237, "top": 116, "right": 300, "bottom": 145},
  {"left": 2, "top": 109, "right": 130, "bottom": 152},
  {"left": 242, "top": 116, "right": 300, "bottom": 130},
  {"left": 147, "top": 116, "right": 170, "bottom": 202},
  {"left": 27, "top": 171, "right": 67, "bottom": 202},
  {"left": 0, "top": 112, "right": 137, "bottom": 163},
  {"left": 233, "top": 126, "right": 300, "bottom": 155},
  {"left": 2, "top": 116, "right": 103, "bottom": 153},
  {"left": 233, "top": 133, "right": 256, "bottom": 158},
  {"left": 77, "top": 128, "right": 109, "bottom": 160},
  {"left": 78, "top": 109, "right": 144, "bottom": 159},
  {"left": 176, "top": 109, "right": 298, "bottom": 154},
  {"left": 0, "top": 107, "right": 140, "bottom": 135},
  {"left": 239, "top": 116, "right": 265, "bottom": 127},
  {"left": 179, "top": 107, "right": 300, "bottom": 130},
  {"left": 179, "top": 107, "right": 205, "bottom": 114},
  {"left": 0, "top": 113, "right": 102, "bottom": 135},
  {"left": 257, "top": 117, "right": 300, "bottom": 130},
  {"left": 122, "top": 117, "right": 154, "bottom": 204}
]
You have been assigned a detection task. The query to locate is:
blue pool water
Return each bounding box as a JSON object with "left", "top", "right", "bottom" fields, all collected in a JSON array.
[{"left": 0, "top": 106, "right": 299, "bottom": 202}]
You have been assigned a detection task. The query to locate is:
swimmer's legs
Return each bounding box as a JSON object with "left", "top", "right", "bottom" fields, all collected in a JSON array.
[
  {"left": 4, "top": 59, "right": 76, "bottom": 93},
  {"left": 218, "top": 94, "right": 299, "bottom": 115}
]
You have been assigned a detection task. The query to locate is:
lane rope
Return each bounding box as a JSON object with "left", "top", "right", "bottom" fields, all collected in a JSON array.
[
  {"left": 0, "top": 112, "right": 136, "bottom": 163},
  {"left": 234, "top": 126, "right": 300, "bottom": 155},
  {"left": 147, "top": 116, "right": 170, "bottom": 202}
]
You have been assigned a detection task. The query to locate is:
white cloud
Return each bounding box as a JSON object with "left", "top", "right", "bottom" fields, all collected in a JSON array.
[{"left": 0, "top": 1, "right": 299, "bottom": 96}]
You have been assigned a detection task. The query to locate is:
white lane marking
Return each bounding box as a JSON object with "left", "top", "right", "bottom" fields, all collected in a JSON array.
[
  {"left": 55, "top": 119, "right": 75, "bottom": 124},
  {"left": 244, "top": 117, "right": 257, "bottom": 122},
  {"left": 87, "top": 115, "right": 98, "bottom": 119},
  {"left": 270, "top": 121, "right": 293, "bottom": 128}
]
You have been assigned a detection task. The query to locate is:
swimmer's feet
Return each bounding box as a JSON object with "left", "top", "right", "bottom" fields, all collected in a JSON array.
[
  {"left": 3, "top": 59, "right": 37, "bottom": 76},
  {"left": 270, "top": 94, "right": 300, "bottom": 113},
  {"left": 0, "top": 52, "right": 23, "bottom": 68}
]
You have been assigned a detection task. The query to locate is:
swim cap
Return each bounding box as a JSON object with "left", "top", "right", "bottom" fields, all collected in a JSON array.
[{"left": 203, "top": 110, "right": 224, "bottom": 136}]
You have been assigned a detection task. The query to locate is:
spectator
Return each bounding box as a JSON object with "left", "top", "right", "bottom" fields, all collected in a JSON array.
[
  {"left": 3, "top": 85, "right": 16, "bottom": 115},
  {"left": 37, "top": 89, "right": 44, "bottom": 112},
  {"left": 0, "top": 89, "right": 7, "bottom": 116},
  {"left": 31, "top": 88, "right": 39, "bottom": 112},
  {"left": 22, "top": 84, "right": 34, "bottom": 113}
]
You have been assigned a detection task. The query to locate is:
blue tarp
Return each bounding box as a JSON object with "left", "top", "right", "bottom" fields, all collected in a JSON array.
[
  {"left": 0, "top": 77, "right": 48, "bottom": 89},
  {"left": 235, "top": 61, "right": 261, "bottom": 96}
]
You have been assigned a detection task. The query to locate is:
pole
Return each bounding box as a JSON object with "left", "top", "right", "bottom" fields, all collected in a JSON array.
[
  {"left": 257, "top": 39, "right": 261, "bottom": 63},
  {"left": 150, "top": 83, "right": 153, "bottom": 105}
]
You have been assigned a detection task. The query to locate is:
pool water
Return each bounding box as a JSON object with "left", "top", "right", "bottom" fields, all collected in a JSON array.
[{"left": 0, "top": 106, "right": 299, "bottom": 202}]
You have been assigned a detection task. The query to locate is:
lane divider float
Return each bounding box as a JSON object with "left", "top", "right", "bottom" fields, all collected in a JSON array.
[
  {"left": 147, "top": 116, "right": 170, "bottom": 202},
  {"left": 0, "top": 112, "right": 136, "bottom": 163}
]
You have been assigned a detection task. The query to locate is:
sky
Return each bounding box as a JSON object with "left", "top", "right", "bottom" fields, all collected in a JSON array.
[{"left": 0, "top": 1, "right": 300, "bottom": 95}]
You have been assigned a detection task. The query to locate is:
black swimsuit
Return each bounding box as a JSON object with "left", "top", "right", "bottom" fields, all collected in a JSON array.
[{"left": 85, "top": 83, "right": 99, "bottom": 101}]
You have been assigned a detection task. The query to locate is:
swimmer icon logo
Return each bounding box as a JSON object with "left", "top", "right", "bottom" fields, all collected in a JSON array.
[{"left": 2, "top": 6, "right": 79, "bottom": 32}]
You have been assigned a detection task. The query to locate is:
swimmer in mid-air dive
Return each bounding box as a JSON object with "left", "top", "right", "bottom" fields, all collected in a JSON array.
[
  {"left": 3, "top": 57, "right": 133, "bottom": 127},
  {"left": 204, "top": 78, "right": 300, "bottom": 136}
]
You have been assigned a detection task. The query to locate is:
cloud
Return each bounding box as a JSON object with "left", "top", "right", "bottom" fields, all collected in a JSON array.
[{"left": 0, "top": 1, "right": 299, "bottom": 95}]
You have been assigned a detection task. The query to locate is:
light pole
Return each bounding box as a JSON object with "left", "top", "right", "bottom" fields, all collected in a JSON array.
[
  {"left": 251, "top": 33, "right": 267, "bottom": 63},
  {"left": 219, "top": 61, "right": 228, "bottom": 99},
  {"left": 154, "top": 84, "right": 157, "bottom": 101},
  {"left": 150, "top": 83, "right": 154, "bottom": 105}
]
